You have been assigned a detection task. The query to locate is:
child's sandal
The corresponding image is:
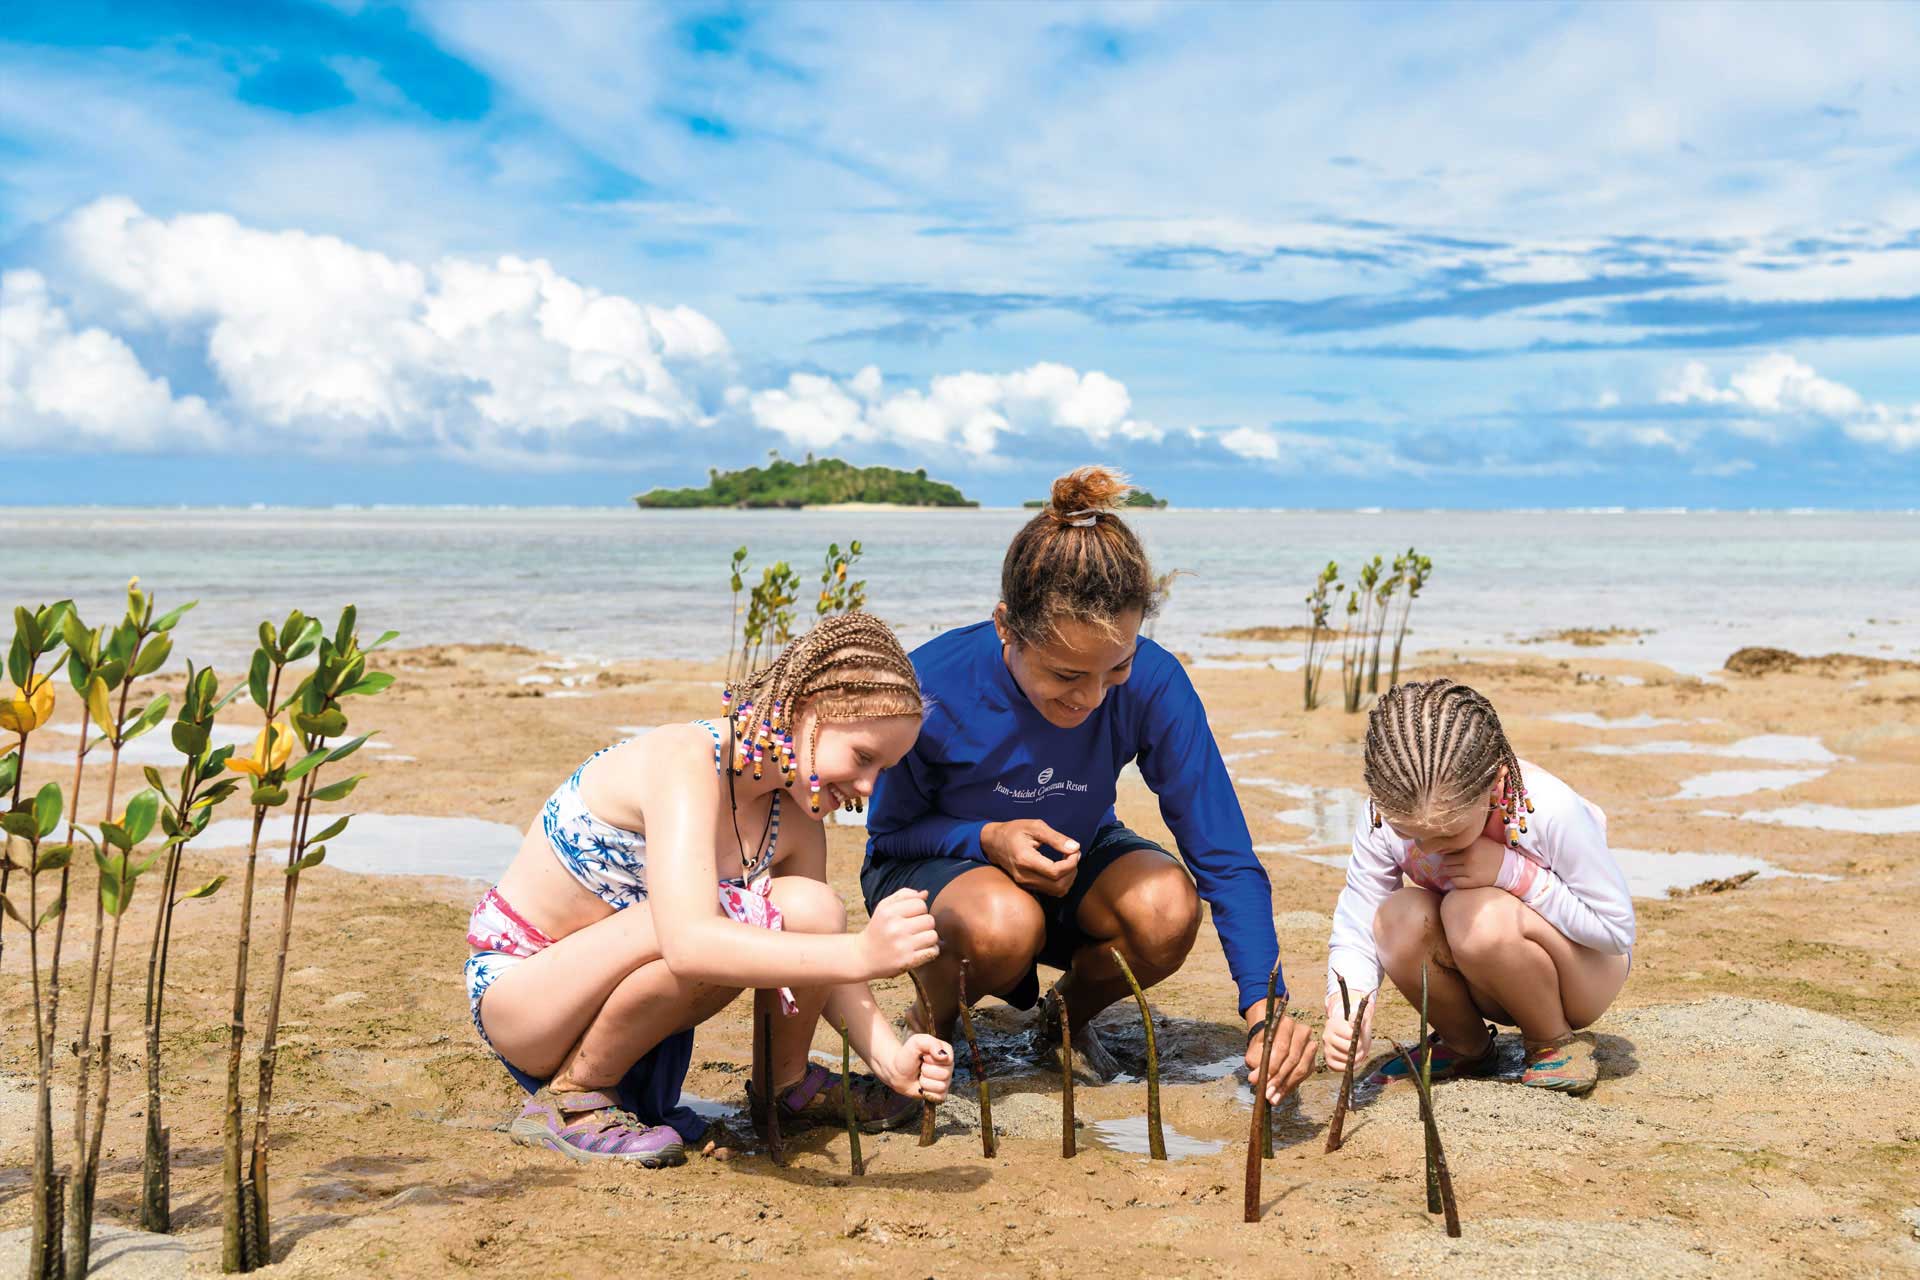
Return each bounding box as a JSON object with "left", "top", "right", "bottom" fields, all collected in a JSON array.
[
  {"left": 748, "top": 1062, "right": 919, "bottom": 1134},
  {"left": 1522, "top": 1032, "right": 1598, "bottom": 1096},
  {"left": 509, "top": 1087, "right": 687, "bottom": 1165}
]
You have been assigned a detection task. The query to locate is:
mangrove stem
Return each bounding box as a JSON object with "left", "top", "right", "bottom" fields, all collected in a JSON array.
[
  {"left": 956, "top": 959, "right": 994, "bottom": 1158},
  {"left": 1392, "top": 1039, "right": 1462, "bottom": 1238},
  {"left": 1325, "top": 989, "right": 1371, "bottom": 1155},
  {"left": 1420, "top": 963, "right": 1438, "bottom": 1216},
  {"left": 1244, "top": 960, "right": 1283, "bottom": 1223},
  {"left": 840, "top": 1020, "right": 864, "bottom": 1176},
  {"left": 758, "top": 1009, "right": 783, "bottom": 1167},
  {"left": 906, "top": 967, "right": 937, "bottom": 1146},
  {"left": 1053, "top": 984, "right": 1074, "bottom": 1157},
  {"left": 1109, "top": 948, "right": 1164, "bottom": 1160}
]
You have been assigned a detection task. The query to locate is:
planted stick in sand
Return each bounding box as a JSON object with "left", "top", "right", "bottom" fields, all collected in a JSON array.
[
  {"left": 1053, "top": 983, "right": 1075, "bottom": 1158},
  {"left": 1244, "top": 960, "right": 1283, "bottom": 1223},
  {"left": 956, "top": 959, "right": 995, "bottom": 1157},
  {"left": 1420, "top": 963, "right": 1439, "bottom": 1215},
  {"left": 1325, "top": 980, "right": 1371, "bottom": 1154},
  {"left": 1391, "top": 1039, "right": 1461, "bottom": 1238},
  {"left": 840, "top": 1020, "right": 864, "bottom": 1176},
  {"left": 906, "top": 967, "right": 937, "bottom": 1146},
  {"left": 1110, "top": 948, "right": 1164, "bottom": 1160},
  {"left": 756, "top": 1010, "right": 784, "bottom": 1167}
]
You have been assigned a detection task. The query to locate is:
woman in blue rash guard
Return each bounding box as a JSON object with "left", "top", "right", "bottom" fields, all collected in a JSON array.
[{"left": 862, "top": 466, "right": 1316, "bottom": 1101}]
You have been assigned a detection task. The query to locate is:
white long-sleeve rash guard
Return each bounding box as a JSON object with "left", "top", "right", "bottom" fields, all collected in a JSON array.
[{"left": 1324, "top": 760, "right": 1636, "bottom": 1008}]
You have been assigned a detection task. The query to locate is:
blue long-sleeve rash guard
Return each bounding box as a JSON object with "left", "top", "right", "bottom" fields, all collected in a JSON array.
[{"left": 865, "top": 620, "right": 1284, "bottom": 1013}]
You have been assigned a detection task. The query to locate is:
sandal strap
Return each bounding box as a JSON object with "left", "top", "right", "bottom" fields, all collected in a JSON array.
[
  {"left": 550, "top": 1088, "right": 621, "bottom": 1112},
  {"left": 779, "top": 1062, "right": 833, "bottom": 1112}
]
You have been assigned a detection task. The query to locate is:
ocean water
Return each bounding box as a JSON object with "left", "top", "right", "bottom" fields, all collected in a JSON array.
[{"left": 5, "top": 508, "right": 1917, "bottom": 673}]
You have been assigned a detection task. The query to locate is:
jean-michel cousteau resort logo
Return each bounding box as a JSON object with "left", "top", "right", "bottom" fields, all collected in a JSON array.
[{"left": 994, "top": 766, "right": 1087, "bottom": 803}]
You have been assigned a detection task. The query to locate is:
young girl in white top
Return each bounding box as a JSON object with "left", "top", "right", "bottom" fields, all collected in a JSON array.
[{"left": 1321, "top": 678, "right": 1634, "bottom": 1095}]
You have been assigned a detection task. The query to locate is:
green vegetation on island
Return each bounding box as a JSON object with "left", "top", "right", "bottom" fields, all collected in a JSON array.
[
  {"left": 636, "top": 453, "right": 977, "bottom": 509},
  {"left": 1023, "top": 488, "right": 1168, "bottom": 509}
]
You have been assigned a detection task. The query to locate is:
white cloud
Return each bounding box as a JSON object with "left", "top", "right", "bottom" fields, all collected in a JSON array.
[
  {"left": 1215, "top": 425, "right": 1404, "bottom": 474},
  {"left": 1661, "top": 352, "right": 1918, "bottom": 452},
  {"left": 0, "top": 269, "right": 226, "bottom": 450},
  {"left": 747, "top": 361, "right": 1161, "bottom": 457},
  {"left": 37, "top": 197, "right": 733, "bottom": 460}
]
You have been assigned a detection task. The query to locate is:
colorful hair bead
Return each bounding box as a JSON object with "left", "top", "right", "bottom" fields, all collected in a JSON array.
[{"left": 807, "top": 772, "right": 821, "bottom": 814}]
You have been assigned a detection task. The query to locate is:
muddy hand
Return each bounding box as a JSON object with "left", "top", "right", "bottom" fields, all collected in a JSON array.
[
  {"left": 1247, "top": 1016, "right": 1316, "bottom": 1105},
  {"left": 1321, "top": 993, "right": 1377, "bottom": 1074}
]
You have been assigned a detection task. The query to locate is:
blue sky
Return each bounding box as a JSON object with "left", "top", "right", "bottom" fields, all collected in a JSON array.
[{"left": 4, "top": 1, "right": 1919, "bottom": 507}]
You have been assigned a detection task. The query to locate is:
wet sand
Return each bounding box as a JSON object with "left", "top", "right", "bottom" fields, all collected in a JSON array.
[{"left": 3, "top": 642, "right": 1918, "bottom": 1277}]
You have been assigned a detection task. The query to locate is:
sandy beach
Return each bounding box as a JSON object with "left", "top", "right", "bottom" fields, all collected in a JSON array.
[{"left": 3, "top": 639, "right": 1918, "bottom": 1278}]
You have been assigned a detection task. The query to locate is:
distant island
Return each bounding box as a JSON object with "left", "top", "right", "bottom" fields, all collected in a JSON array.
[
  {"left": 636, "top": 454, "right": 978, "bottom": 509},
  {"left": 1022, "top": 489, "right": 1168, "bottom": 510}
]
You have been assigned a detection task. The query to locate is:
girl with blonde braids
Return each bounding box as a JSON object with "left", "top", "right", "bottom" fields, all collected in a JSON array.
[
  {"left": 466, "top": 613, "right": 952, "bottom": 1165},
  {"left": 1323, "top": 679, "right": 1634, "bottom": 1096}
]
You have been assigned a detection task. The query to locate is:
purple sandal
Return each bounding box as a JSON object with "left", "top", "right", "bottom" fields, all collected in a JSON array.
[
  {"left": 749, "top": 1062, "right": 918, "bottom": 1134},
  {"left": 509, "top": 1087, "right": 686, "bottom": 1166}
]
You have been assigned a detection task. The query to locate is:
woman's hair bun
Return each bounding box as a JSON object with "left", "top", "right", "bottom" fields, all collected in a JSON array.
[{"left": 1048, "top": 466, "right": 1131, "bottom": 520}]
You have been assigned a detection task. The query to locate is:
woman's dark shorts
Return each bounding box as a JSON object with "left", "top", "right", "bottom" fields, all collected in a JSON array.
[{"left": 860, "top": 821, "right": 1176, "bottom": 1011}]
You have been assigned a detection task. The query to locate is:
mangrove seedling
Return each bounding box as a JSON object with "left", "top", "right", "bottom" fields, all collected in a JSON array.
[
  {"left": 63, "top": 580, "right": 189, "bottom": 1277},
  {"left": 242, "top": 606, "right": 394, "bottom": 1267},
  {"left": 1387, "top": 548, "right": 1433, "bottom": 689},
  {"left": 1052, "top": 984, "right": 1075, "bottom": 1158},
  {"left": 956, "top": 958, "right": 995, "bottom": 1157},
  {"left": 4, "top": 597, "right": 74, "bottom": 1280},
  {"left": 140, "top": 660, "right": 242, "bottom": 1232},
  {"left": 1110, "top": 948, "right": 1164, "bottom": 1160},
  {"left": 1340, "top": 555, "right": 1383, "bottom": 713},
  {"left": 840, "top": 1020, "right": 864, "bottom": 1176},
  {"left": 1301, "top": 562, "right": 1341, "bottom": 711},
  {"left": 1419, "top": 963, "right": 1438, "bottom": 1215},
  {"left": 738, "top": 559, "right": 800, "bottom": 675},
  {"left": 1244, "top": 962, "right": 1283, "bottom": 1223},
  {"left": 1391, "top": 1036, "right": 1462, "bottom": 1238},
  {"left": 906, "top": 966, "right": 938, "bottom": 1146},
  {"left": 220, "top": 609, "right": 321, "bottom": 1272},
  {"left": 1366, "top": 559, "right": 1402, "bottom": 694},
  {"left": 1324, "top": 975, "right": 1371, "bottom": 1155},
  {"left": 816, "top": 540, "right": 867, "bottom": 619},
  {"left": 725, "top": 546, "right": 748, "bottom": 681}
]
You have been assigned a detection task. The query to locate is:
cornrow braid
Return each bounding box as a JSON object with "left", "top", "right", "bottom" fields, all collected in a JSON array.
[
  {"left": 719, "top": 612, "right": 923, "bottom": 814},
  {"left": 1361, "top": 678, "right": 1533, "bottom": 848}
]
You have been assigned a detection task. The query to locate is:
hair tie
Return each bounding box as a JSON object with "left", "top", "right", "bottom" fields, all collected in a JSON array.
[{"left": 1057, "top": 508, "right": 1100, "bottom": 527}]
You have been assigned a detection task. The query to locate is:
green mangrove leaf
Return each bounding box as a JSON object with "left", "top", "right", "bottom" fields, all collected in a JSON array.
[
  {"left": 250, "top": 783, "right": 290, "bottom": 807},
  {"left": 334, "top": 605, "right": 357, "bottom": 651},
  {"left": 131, "top": 632, "right": 173, "bottom": 678},
  {"left": 248, "top": 648, "right": 272, "bottom": 712},
  {"left": 125, "top": 693, "right": 170, "bottom": 742},
  {"left": 310, "top": 774, "right": 363, "bottom": 803},
  {"left": 0, "top": 750, "right": 16, "bottom": 795},
  {"left": 295, "top": 707, "right": 348, "bottom": 738},
  {"left": 152, "top": 600, "right": 197, "bottom": 633},
  {"left": 123, "top": 789, "right": 160, "bottom": 844},
  {"left": 366, "top": 629, "right": 400, "bottom": 651},
  {"left": 180, "top": 874, "right": 225, "bottom": 901},
  {"left": 0, "top": 893, "right": 24, "bottom": 926},
  {"left": 9, "top": 631, "right": 30, "bottom": 688},
  {"left": 309, "top": 815, "right": 349, "bottom": 844},
  {"left": 35, "top": 843, "right": 71, "bottom": 873},
  {"left": 100, "top": 821, "right": 130, "bottom": 851},
  {"left": 37, "top": 892, "right": 64, "bottom": 926},
  {"left": 325, "top": 733, "right": 375, "bottom": 764},
  {"left": 285, "top": 747, "right": 331, "bottom": 783},
  {"left": 14, "top": 606, "right": 39, "bottom": 655},
  {"left": 343, "top": 672, "right": 394, "bottom": 698},
  {"left": 171, "top": 721, "right": 208, "bottom": 757},
  {"left": 34, "top": 781, "right": 62, "bottom": 838}
]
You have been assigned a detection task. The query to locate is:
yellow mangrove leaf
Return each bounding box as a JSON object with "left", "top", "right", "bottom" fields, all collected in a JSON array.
[
  {"left": 86, "top": 677, "right": 115, "bottom": 738},
  {"left": 226, "top": 720, "right": 293, "bottom": 778},
  {"left": 0, "top": 674, "right": 56, "bottom": 734}
]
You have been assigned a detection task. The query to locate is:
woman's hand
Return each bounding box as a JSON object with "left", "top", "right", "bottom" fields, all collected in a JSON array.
[
  {"left": 1243, "top": 1004, "right": 1317, "bottom": 1104},
  {"left": 1322, "top": 989, "right": 1377, "bottom": 1074},
  {"left": 980, "top": 819, "right": 1081, "bottom": 897},
  {"left": 857, "top": 888, "right": 941, "bottom": 978},
  {"left": 882, "top": 1033, "right": 954, "bottom": 1101}
]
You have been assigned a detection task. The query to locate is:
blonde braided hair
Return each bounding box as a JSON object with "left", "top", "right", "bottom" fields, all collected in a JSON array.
[
  {"left": 1362, "top": 678, "right": 1532, "bottom": 847},
  {"left": 721, "top": 612, "right": 922, "bottom": 811}
]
